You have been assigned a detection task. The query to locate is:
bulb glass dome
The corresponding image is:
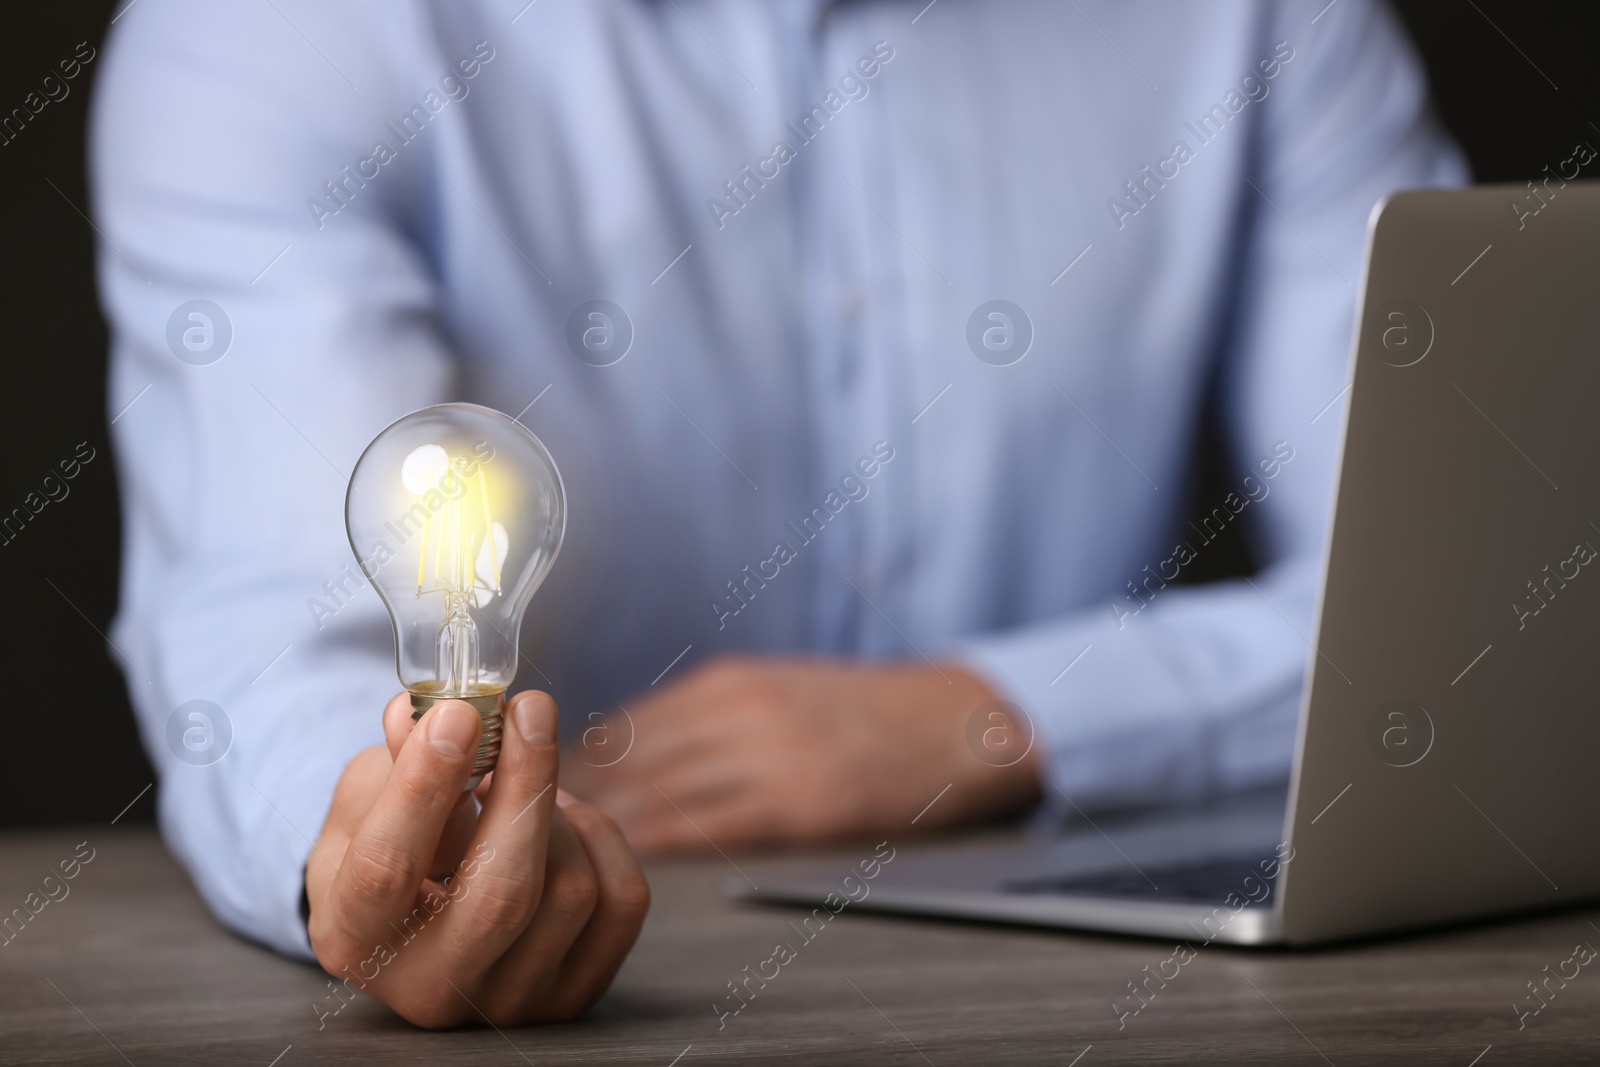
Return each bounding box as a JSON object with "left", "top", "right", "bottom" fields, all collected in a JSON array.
[{"left": 346, "top": 403, "right": 565, "bottom": 713}]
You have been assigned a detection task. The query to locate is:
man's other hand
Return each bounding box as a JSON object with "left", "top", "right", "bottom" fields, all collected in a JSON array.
[
  {"left": 561, "top": 658, "right": 1041, "bottom": 854},
  {"left": 306, "top": 691, "right": 650, "bottom": 1028}
]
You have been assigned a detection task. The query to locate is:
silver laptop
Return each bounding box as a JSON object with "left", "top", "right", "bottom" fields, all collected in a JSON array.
[{"left": 728, "top": 182, "right": 1600, "bottom": 946}]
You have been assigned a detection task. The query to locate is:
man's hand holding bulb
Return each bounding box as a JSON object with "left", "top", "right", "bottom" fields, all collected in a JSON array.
[{"left": 306, "top": 690, "right": 649, "bottom": 1028}]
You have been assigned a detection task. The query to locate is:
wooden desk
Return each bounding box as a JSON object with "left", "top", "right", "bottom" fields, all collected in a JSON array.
[{"left": 0, "top": 827, "right": 1595, "bottom": 1065}]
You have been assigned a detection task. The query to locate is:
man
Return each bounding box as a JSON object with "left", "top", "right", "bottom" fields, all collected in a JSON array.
[{"left": 94, "top": 0, "right": 1463, "bottom": 1027}]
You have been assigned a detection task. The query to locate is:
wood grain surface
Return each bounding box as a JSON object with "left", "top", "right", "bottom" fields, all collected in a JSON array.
[{"left": 0, "top": 827, "right": 1596, "bottom": 1065}]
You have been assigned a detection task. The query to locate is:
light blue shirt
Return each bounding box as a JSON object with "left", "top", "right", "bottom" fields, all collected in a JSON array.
[{"left": 93, "top": 0, "right": 1464, "bottom": 957}]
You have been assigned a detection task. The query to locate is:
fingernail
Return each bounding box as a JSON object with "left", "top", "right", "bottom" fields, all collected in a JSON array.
[
  {"left": 513, "top": 692, "right": 557, "bottom": 746},
  {"left": 427, "top": 701, "right": 481, "bottom": 759},
  {"left": 556, "top": 787, "right": 577, "bottom": 807}
]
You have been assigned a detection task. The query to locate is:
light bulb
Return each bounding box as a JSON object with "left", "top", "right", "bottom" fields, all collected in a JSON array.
[{"left": 346, "top": 403, "right": 566, "bottom": 785}]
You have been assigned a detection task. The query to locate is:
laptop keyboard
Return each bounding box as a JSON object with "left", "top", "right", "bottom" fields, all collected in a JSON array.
[{"left": 1003, "top": 854, "right": 1279, "bottom": 906}]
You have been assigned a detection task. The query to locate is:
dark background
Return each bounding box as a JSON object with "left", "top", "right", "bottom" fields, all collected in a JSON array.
[{"left": 2, "top": 1, "right": 1596, "bottom": 828}]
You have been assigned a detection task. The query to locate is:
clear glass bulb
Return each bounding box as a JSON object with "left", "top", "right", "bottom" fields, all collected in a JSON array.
[{"left": 346, "top": 403, "right": 565, "bottom": 782}]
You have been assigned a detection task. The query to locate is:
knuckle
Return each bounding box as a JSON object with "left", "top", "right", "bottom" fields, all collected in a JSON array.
[
  {"left": 561, "top": 798, "right": 617, "bottom": 835},
  {"left": 560, "top": 804, "right": 650, "bottom": 914},
  {"left": 342, "top": 842, "right": 417, "bottom": 901},
  {"left": 607, "top": 869, "right": 652, "bottom": 917},
  {"left": 307, "top": 917, "right": 361, "bottom": 973},
  {"left": 466, "top": 873, "right": 539, "bottom": 931},
  {"left": 544, "top": 861, "right": 599, "bottom": 920},
  {"left": 393, "top": 756, "right": 455, "bottom": 805}
]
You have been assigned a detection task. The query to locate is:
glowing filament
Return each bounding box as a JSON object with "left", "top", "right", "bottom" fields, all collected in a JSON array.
[{"left": 402, "top": 449, "right": 505, "bottom": 603}]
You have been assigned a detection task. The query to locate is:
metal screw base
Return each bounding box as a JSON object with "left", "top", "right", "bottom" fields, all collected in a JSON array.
[{"left": 409, "top": 689, "right": 505, "bottom": 789}]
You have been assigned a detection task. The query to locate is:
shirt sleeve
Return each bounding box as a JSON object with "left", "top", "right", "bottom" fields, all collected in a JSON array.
[
  {"left": 92, "top": 0, "right": 454, "bottom": 958},
  {"left": 956, "top": 0, "right": 1469, "bottom": 816}
]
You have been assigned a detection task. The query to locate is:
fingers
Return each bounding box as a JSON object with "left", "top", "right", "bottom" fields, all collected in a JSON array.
[
  {"left": 313, "top": 693, "right": 651, "bottom": 1027},
  {"left": 316, "top": 745, "right": 394, "bottom": 841},
  {"left": 563, "top": 666, "right": 747, "bottom": 791},
  {"left": 603, "top": 764, "right": 746, "bottom": 853},
  {"left": 621, "top": 786, "right": 771, "bottom": 854},
  {"left": 484, "top": 797, "right": 649, "bottom": 1021},
  {"left": 436, "top": 690, "right": 562, "bottom": 965},
  {"left": 326, "top": 699, "right": 482, "bottom": 949},
  {"left": 562, "top": 700, "right": 734, "bottom": 824},
  {"left": 383, "top": 691, "right": 414, "bottom": 764},
  {"left": 567, "top": 659, "right": 790, "bottom": 801},
  {"left": 569, "top": 702, "right": 763, "bottom": 852},
  {"left": 544, "top": 797, "right": 651, "bottom": 1015},
  {"left": 306, "top": 745, "right": 391, "bottom": 904},
  {"left": 381, "top": 692, "right": 479, "bottom": 882},
  {"left": 429, "top": 791, "right": 480, "bottom": 881},
  {"left": 484, "top": 811, "right": 598, "bottom": 1015}
]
